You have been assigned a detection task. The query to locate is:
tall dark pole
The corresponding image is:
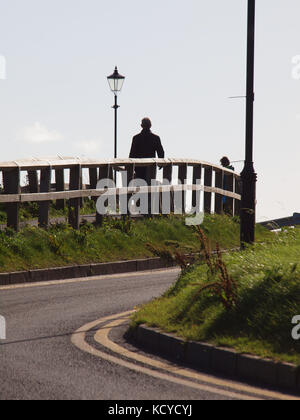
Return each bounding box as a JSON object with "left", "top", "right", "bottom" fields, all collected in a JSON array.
[
  {"left": 240, "top": 0, "right": 257, "bottom": 246},
  {"left": 107, "top": 66, "right": 125, "bottom": 160},
  {"left": 113, "top": 94, "right": 120, "bottom": 159}
]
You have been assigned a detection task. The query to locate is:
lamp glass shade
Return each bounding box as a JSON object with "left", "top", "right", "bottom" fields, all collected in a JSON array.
[{"left": 107, "top": 67, "right": 125, "bottom": 94}]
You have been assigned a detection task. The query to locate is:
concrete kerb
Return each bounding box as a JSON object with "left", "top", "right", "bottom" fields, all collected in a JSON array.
[
  {"left": 9, "top": 271, "right": 30, "bottom": 285},
  {"left": 0, "top": 272, "right": 10, "bottom": 285},
  {"left": 0, "top": 257, "right": 176, "bottom": 287},
  {"left": 0, "top": 249, "right": 234, "bottom": 287},
  {"left": 132, "top": 324, "right": 300, "bottom": 394}
]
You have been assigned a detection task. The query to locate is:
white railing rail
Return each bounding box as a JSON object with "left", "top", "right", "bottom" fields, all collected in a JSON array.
[{"left": 0, "top": 157, "right": 241, "bottom": 230}]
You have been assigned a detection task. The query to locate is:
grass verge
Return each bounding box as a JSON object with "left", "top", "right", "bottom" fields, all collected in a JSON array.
[
  {"left": 131, "top": 226, "right": 300, "bottom": 365},
  {"left": 0, "top": 213, "right": 271, "bottom": 273}
]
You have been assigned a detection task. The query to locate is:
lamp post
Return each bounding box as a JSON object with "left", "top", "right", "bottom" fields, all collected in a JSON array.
[
  {"left": 240, "top": 0, "right": 257, "bottom": 247},
  {"left": 107, "top": 66, "right": 125, "bottom": 159}
]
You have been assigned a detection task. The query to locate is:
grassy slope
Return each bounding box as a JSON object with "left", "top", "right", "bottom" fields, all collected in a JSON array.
[
  {"left": 0, "top": 214, "right": 267, "bottom": 273},
  {"left": 132, "top": 226, "right": 300, "bottom": 365}
]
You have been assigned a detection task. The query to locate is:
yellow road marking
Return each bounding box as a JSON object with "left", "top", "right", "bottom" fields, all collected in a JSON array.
[
  {"left": 71, "top": 313, "right": 259, "bottom": 400},
  {"left": 72, "top": 310, "right": 299, "bottom": 400},
  {"left": 94, "top": 315, "right": 300, "bottom": 401}
]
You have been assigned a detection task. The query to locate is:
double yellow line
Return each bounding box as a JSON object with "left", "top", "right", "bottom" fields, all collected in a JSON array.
[{"left": 71, "top": 311, "right": 299, "bottom": 401}]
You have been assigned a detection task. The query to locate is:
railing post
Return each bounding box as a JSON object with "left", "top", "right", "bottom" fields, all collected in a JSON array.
[
  {"left": 178, "top": 163, "right": 188, "bottom": 215},
  {"left": 3, "top": 168, "right": 20, "bottom": 231},
  {"left": 204, "top": 166, "right": 213, "bottom": 214},
  {"left": 163, "top": 164, "right": 174, "bottom": 214},
  {"left": 79, "top": 169, "right": 83, "bottom": 209},
  {"left": 114, "top": 164, "right": 121, "bottom": 215},
  {"left": 89, "top": 167, "right": 100, "bottom": 223},
  {"left": 55, "top": 169, "right": 65, "bottom": 210},
  {"left": 38, "top": 166, "right": 51, "bottom": 229},
  {"left": 151, "top": 164, "right": 160, "bottom": 215},
  {"left": 224, "top": 172, "right": 234, "bottom": 215},
  {"left": 27, "top": 170, "right": 39, "bottom": 193},
  {"left": 68, "top": 164, "right": 81, "bottom": 229},
  {"left": 146, "top": 164, "right": 157, "bottom": 216},
  {"left": 96, "top": 164, "right": 111, "bottom": 225},
  {"left": 192, "top": 164, "right": 202, "bottom": 214},
  {"left": 121, "top": 164, "right": 134, "bottom": 217},
  {"left": 234, "top": 175, "right": 242, "bottom": 217},
  {"left": 215, "top": 169, "right": 224, "bottom": 215},
  {"left": 89, "top": 167, "right": 98, "bottom": 190},
  {"left": 108, "top": 165, "right": 114, "bottom": 187}
]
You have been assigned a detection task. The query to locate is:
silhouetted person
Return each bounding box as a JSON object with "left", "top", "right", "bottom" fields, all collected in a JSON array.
[
  {"left": 130, "top": 118, "right": 164, "bottom": 181},
  {"left": 220, "top": 156, "right": 235, "bottom": 213},
  {"left": 220, "top": 156, "right": 234, "bottom": 171}
]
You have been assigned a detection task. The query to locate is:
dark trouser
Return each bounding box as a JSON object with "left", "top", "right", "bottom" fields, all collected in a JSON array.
[
  {"left": 134, "top": 166, "right": 157, "bottom": 216},
  {"left": 135, "top": 167, "right": 148, "bottom": 182}
]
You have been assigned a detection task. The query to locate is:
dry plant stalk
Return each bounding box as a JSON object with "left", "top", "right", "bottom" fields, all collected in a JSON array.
[
  {"left": 192, "top": 227, "right": 238, "bottom": 311},
  {"left": 147, "top": 226, "right": 237, "bottom": 310}
]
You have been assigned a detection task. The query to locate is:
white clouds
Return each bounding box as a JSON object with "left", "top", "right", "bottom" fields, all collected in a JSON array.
[
  {"left": 75, "top": 140, "right": 99, "bottom": 155},
  {"left": 16, "top": 124, "right": 103, "bottom": 158},
  {"left": 19, "top": 122, "right": 64, "bottom": 144}
]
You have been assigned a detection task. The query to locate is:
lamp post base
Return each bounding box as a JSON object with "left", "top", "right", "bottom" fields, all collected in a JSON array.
[{"left": 240, "top": 161, "right": 257, "bottom": 247}]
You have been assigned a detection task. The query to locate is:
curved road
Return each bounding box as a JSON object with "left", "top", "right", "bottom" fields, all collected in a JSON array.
[{"left": 0, "top": 269, "right": 295, "bottom": 400}]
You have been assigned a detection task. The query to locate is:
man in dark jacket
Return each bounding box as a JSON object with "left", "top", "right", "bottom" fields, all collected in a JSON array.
[
  {"left": 129, "top": 118, "right": 164, "bottom": 181},
  {"left": 220, "top": 156, "right": 235, "bottom": 214}
]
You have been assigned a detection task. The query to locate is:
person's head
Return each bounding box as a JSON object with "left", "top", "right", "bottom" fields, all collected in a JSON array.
[
  {"left": 220, "top": 156, "right": 230, "bottom": 167},
  {"left": 141, "top": 118, "right": 152, "bottom": 130}
]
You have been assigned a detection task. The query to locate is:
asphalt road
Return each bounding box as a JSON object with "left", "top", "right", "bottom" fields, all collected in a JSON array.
[{"left": 0, "top": 269, "right": 289, "bottom": 401}]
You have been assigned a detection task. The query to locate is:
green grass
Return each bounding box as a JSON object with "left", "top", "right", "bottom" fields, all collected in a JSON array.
[
  {"left": 0, "top": 213, "right": 271, "bottom": 273},
  {"left": 131, "top": 226, "right": 300, "bottom": 365}
]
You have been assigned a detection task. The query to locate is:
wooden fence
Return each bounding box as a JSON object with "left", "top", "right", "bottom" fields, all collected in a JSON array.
[{"left": 0, "top": 157, "right": 241, "bottom": 231}]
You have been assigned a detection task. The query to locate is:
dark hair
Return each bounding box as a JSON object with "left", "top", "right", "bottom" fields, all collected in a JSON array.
[
  {"left": 220, "top": 156, "right": 230, "bottom": 167},
  {"left": 141, "top": 118, "right": 152, "bottom": 129}
]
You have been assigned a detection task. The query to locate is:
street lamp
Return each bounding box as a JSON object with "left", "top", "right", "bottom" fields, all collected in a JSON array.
[
  {"left": 240, "top": 0, "right": 257, "bottom": 246},
  {"left": 107, "top": 66, "right": 125, "bottom": 159}
]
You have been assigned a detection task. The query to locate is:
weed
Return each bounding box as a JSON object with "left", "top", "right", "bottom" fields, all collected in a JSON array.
[{"left": 132, "top": 225, "right": 300, "bottom": 364}]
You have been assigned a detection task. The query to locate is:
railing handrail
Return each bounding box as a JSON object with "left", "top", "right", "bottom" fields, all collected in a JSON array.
[
  {"left": 0, "top": 157, "right": 242, "bottom": 231},
  {"left": 0, "top": 185, "right": 241, "bottom": 204},
  {"left": 0, "top": 157, "right": 239, "bottom": 176}
]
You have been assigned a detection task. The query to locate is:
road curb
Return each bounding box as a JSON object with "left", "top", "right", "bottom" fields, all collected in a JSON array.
[
  {"left": 129, "top": 324, "right": 300, "bottom": 394},
  {"left": 0, "top": 258, "right": 177, "bottom": 286}
]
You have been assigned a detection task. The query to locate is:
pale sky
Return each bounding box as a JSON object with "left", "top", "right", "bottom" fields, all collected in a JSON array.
[{"left": 0, "top": 0, "right": 300, "bottom": 222}]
